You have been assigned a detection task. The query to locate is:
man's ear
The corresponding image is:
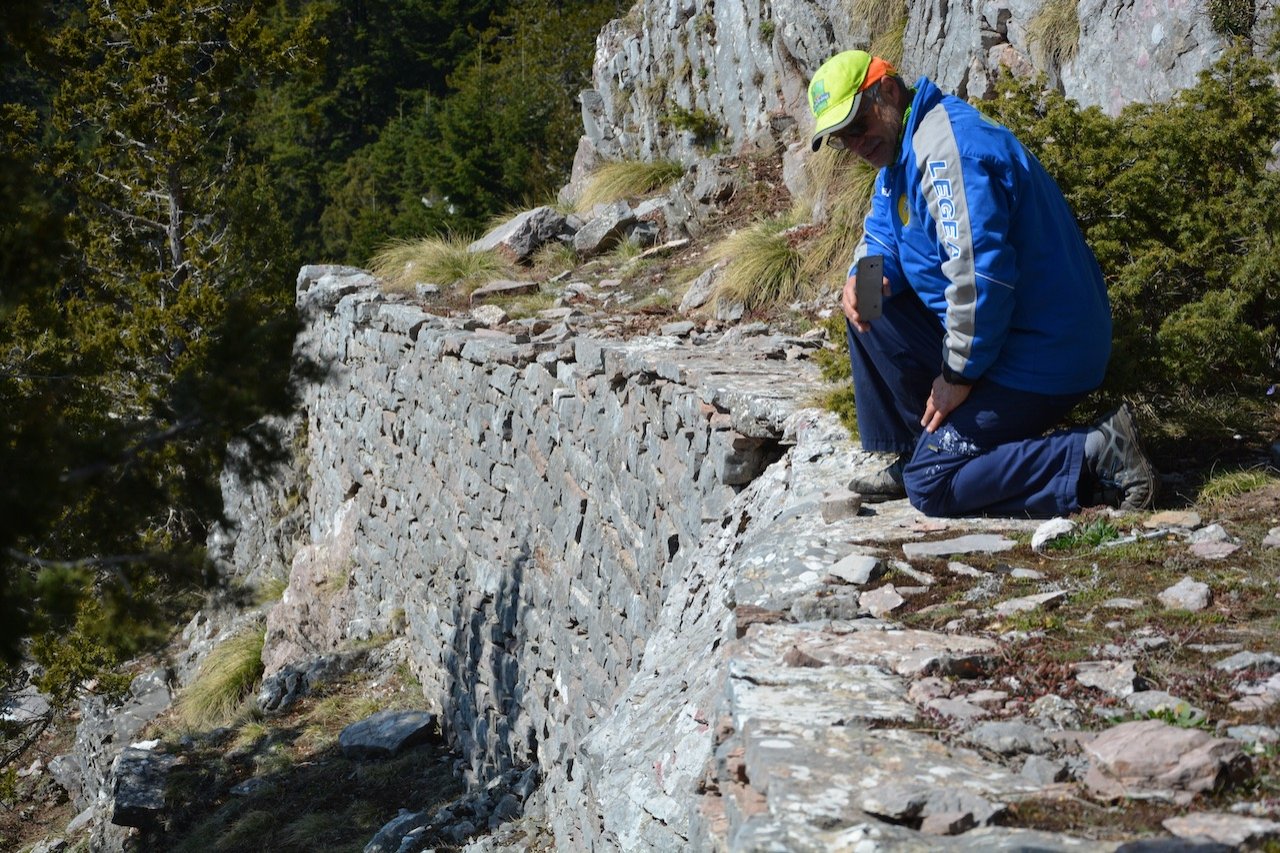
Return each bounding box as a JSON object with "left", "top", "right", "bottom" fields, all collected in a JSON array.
[{"left": 885, "top": 76, "right": 906, "bottom": 109}]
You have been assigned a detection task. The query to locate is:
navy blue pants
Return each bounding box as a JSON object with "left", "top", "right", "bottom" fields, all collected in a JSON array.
[{"left": 846, "top": 288, "right": 1090, "bottom": 517}]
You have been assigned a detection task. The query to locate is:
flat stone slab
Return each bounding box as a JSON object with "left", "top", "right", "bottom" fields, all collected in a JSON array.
[
  {"left": 111, "top": 747, "right": 179, "bottom": 828},
  {"left": 469, "top": 279, "right": 540, "bottom": 304},
  {"left": 903, "top": 535, "right": 1017, "bottom": 559},
  {"left": 339, "top": 709, "right": 438, "bottom": 759}
]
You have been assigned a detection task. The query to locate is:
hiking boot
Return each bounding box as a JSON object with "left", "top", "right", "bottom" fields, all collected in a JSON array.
[
  {"left": 849, "top": 453, "right": 908, "bottom": 502},
  {"left": 1084, "top": 403, "right": 1157, "bottom": 511}
]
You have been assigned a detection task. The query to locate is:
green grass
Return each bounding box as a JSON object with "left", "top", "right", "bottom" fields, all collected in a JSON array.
[
  {"left": 1197, "top": 467, "right": 1280, "bottom": 505},
  {"left": 175, "top": 625, "right": 266, "bottom": 731},
  {"left": 368, "top": 236, "right": 509, "bottom": 295},
  {"left": 1027, "top": 0, "right": 1081, "bottom": 68},
  {"left": 576, "top": 159, "right": 685, "bottom": 212}
]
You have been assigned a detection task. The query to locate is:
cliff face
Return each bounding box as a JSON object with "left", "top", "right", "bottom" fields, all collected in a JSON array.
[{"left": 572, "top": 0, "right": 1276, "bottom": 202}]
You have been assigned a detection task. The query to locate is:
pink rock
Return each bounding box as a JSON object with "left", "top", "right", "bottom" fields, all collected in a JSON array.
[{"left": 1083, "top": 719, "right": 1250, "bottom": 804}]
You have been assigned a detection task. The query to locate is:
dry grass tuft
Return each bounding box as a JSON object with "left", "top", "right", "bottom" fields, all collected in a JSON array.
[
  {"left": 174, "top": 625, "right": 265, "bottom": 731},
  {"left": 1197, "top": 467, "right": 1280, "bottom": 505},
  {"left": 368, "top": 236, "right": 510, "bottom": 295},
  {"left": 791, "top": 147, "right": 879, "bottom": 292},
  {"left": 709, "top": 219, "right": 806, "bottom": 310},
  {"left": 1027, "top": 0, "right": 1081, "bottom": 69},
  {"left": 576, "top": 160, "right": 685, "bottom": 213}
]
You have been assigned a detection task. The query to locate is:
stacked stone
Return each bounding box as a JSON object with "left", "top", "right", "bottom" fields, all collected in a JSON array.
[{"left": 278, "top": 267, "right": 816, "bottom": 815}]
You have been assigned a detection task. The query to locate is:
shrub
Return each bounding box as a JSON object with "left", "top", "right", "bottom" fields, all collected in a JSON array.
[
  {"left": 1206, "top": 0, "right": 1254, "bottom": 35},
  {"left": 983, "top": 46, "right": 1280, "bottom": 409},
  {"left": 368, "top": 236, "right": 508, "bottom": 294},
  {"left": 575, "top": 159, "right": 685, "bottom": 212}
]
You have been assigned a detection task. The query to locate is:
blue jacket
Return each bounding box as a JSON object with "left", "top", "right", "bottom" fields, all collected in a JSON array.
[{"left": 853, "top": 77, "right": 1111, "bottom": 395}]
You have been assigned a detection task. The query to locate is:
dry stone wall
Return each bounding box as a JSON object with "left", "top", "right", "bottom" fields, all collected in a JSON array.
[
  {"left": 268, "top": 265, "right": 822, "bottom": 845},
  {"left": 260, "top": 267, "right": 1139, "bottom": 851}
]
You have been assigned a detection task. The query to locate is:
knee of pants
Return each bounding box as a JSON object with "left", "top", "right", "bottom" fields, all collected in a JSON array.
[{"left": 903, "top": 452, "right": 966, "bottom": 517}]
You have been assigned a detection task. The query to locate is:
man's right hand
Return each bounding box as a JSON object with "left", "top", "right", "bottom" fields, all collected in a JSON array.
[{"left": 841, "top": 274, "right": 890, "bottom": 333}]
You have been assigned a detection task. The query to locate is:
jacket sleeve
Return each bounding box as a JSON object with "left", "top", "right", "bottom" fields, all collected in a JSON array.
[
  {"left": 914, "top": 109, "right": 1019, "bottom": 382},
  {"left": 849, "top": 171, "right": 906, "bottom": 293}
]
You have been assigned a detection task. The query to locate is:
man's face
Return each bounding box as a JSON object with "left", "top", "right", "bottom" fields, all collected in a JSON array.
[{"left": 827, "top": 84, "right": 903, "bottom": 169}]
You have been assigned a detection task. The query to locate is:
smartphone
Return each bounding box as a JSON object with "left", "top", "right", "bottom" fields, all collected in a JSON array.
[{"left": 855, "top": 254, "right": 884, "bottom": 322}]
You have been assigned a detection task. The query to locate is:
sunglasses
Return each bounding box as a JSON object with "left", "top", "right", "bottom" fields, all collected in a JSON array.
[{"left": 824, "top": 90, "right": 879, "bottom": 150}]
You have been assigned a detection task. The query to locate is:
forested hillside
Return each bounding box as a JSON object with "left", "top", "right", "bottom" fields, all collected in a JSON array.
[{"left": 0, "top": 0, "right": 621, "bottom": 705}]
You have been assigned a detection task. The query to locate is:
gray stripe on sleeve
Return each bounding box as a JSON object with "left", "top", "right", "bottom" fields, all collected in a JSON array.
[{"left": 914, "top": 108, "right": 977, "bottom": 375}]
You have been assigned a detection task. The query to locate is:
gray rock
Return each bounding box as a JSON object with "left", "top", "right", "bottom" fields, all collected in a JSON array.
[
  {"left": 827, "top": 553, "right": 882, "bottom": 585},
  {"left": 1215, "top": 650, "right": 1280, "bottom": 675},
  {"left": 1075, "top": 660, "right": 1147, "bottom": 699},
  {"left": 993, "top": 590, "right": 1068, "bottom": 617},
  {"left": 339, "top": 710, "right": 439, "bottom": 760},
  {"left": 572, "top": 200, "right": 635, "bottom": 256},
  {"left": 1083, "top": 719, "right": 1250, "bottom": 805},
  {"left": 659, "top": 320, "right": 696, "bottom": 337},
  {"left": 819, "top": 488, "right": 863, "bottom": 523},
  {"left": 1189, "top": 523, "right": 1231, "bottom": 544},
  {"left": 1031, "top": 517, "right": 1076, "bottom": 552},
  {"left": 110, "top": 748, "right": 178, "bottom": 828},
  {"left": 860, "top": 585, "right": 906, "bottom": 618},
  {"left": 964, "top": 721, "right": 1053, "bottom": 756},
  {"left": 467, "top": 206, "right": 572, "bottom": 263},
  {"left": 1226, "top": 725, "right": 1279, "bottom": 748},
  {"left": 679, "top": 264, "right": 722, "bottom": 313},
  {"left": 1263, "top": 527, "right": 1280, "bottom": 549},
  {"left": 1163, "top": 812, "right": 1280, "bottom": 848},
  {"left": 1125, "top": 691, "right": 1205, "bottom": 725},
  {"left": 1021, "top": 755, "right": 1070, "bottom": 785},
  {"left": 947, "top": 561, "right": 986, "bottom": 578},
  {"left": 902, "top": 534, "right": 1017, "bottom": 559},
  {"left": 365, "top": 808, "right": 429, "bottom": 853},
  {"left": 1158, "top": 577, "right": 1212, "bottom": 611},
  {"left": 469, "top": 279, "right": 540, "bottom": 304},
  {"left": 471, "top": 304, "right": 509, "bottom": 327}
]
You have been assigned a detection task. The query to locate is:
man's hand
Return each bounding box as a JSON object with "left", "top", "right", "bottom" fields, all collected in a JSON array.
[
  {"left": 841, "top": 273, "right": 890, "bottom": 333},
  {"left": 921, "top": 375, "right": 972, "bottom": 433}
]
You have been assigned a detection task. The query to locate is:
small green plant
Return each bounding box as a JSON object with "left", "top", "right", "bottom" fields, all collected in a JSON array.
[
  {"left": 1197, "top": 467, "right": 1280, "bottom": 504},
  {"left": 1144, "top": 701, "right": 1210, "bottom": 729},
  {"left": 759, "top": 19, "right": 776, "bottom": 42},
  {"left": 662, "top": 106, "right": 720, "bottom": 144},
  {"left": 576, "top": 159, "right": 685, "bottom": 212},
  {"left": 369, "top": 236, "right": 509, "bottom": 295},
  {"left": 1026, "top": 0, "right": 1081, "bottom": 69},
  {"left": 174, "top": 625, "right": 266, "bottom": 730},
  {"left": 1046, "top": 518, "right": 1121, "bottom": 551}
]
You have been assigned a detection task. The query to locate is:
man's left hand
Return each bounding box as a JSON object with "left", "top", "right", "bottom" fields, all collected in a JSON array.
[{"left": 921, "top": 375, "right": 972, "bottom": 433}]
